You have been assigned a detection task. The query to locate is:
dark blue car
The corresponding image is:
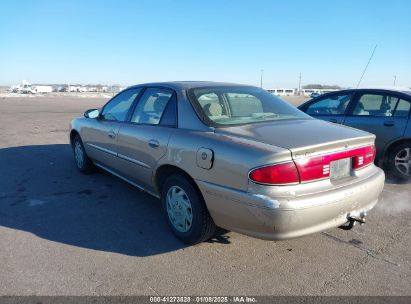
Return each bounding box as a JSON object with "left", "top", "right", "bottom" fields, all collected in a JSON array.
[{"left": 299, "top": 88, "right": 411, "bottom": 180}]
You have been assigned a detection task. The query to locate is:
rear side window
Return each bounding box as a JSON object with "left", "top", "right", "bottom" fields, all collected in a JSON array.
[
  {"left": 394, "top": 99, "right": 411, "bottom": 117},
  {"left": 353, "top": 94, "right": 410, "bottom": 117},
  {"left": 131, "top": 88, "right": 173, "bottom": 125},
  {"left": 354, "top": 94, "right": 397, "bottom": 116},
  {"left": 306, "top": 94, "right": 352, "bottom": 115}
]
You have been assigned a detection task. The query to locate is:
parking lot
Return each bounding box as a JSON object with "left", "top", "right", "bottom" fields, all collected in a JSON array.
[{"left": 0, "top": 96, "right": 410, "bottom": 296}]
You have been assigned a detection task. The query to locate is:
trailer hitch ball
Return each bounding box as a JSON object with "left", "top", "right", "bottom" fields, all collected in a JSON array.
[
  {"left": 339, "top": 212, "right": 367, "bottom": 230},
  {"left": 359, "top": 212, "right": 367, "bottom": 225},
  {"left": 349, "top": 212, "right": 367, "bottom": 226}
]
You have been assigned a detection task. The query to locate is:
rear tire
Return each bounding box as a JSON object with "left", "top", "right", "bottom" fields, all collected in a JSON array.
[
  {"left": 161, "top": 174, "right": 216, "bottom": 244},
  {"left": 72, "top": 134, "right": 95, "bottom": 174},
  {"left": 387, "top": 143, "right": 411, "bottom": 180}
]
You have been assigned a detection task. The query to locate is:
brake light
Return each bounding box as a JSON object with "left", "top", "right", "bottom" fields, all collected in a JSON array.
[
  {"left": 293, "top": 155, "right": 326, "bottom": 182},
  {"left": 249, "top": 162, "right": 299, "bottom": 185},
  {"left": 294, "top": 145, "right": 376, "bottom": 182},
  {"left": 249, "top": 145, "right": 376, "bottom": 185},
  {"left": 352, "top": 145, "right": 376, "bottom": 169}
]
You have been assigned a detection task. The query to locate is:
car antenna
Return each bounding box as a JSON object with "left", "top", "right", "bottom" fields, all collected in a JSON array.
[{"left": 355, "top": 45, "right": 377, "bottom": 89}]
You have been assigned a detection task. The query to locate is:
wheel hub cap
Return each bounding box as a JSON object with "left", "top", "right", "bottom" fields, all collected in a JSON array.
[
  {"left": 74, "top": 141, "right": 84, "bottom": 168},
  {"left": 166, "top": 186, "right": 193, "bottom": 233},
  {"left": 395, "top": 147, "right": 411, "bottom": 176}
]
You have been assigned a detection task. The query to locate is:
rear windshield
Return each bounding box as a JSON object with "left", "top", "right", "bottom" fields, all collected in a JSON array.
[{"left": 187, "top": 86, "right": 310, "bottom": 126}]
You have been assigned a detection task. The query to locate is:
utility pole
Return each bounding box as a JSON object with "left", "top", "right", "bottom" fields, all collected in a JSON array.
[
  {"left": 298, "top": 72, "right": 302, "bottom": 95},
  {"left": 393, "top": 75, "right": 397, "bottom": 86},
  {"left": 260, "top": 69, "right": 264, "bottom": 88}
]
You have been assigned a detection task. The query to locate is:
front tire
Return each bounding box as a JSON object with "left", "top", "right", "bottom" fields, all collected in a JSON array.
[
  {"left": 161, "top": 174, "right": 216, "bottom": 244},
  {"left": 387, "top": 143, "right": 411, "bottom": 180},
  {"left": 72, "top": 134, "right": 95, "bottom": 174}
]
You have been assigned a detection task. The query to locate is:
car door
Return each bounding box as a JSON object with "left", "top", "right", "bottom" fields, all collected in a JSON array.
[
  {"left": 115, "top": 87, "right": 177, "bottom": 192},
  {"left": 343, "top": 91, "right": 411, "bottom": 159},
  {"left": 82, "top": 88, "right": 142, "bottom": 170},
  {"left": 301, "top": 92, "right": 353, "bottom": 124}
]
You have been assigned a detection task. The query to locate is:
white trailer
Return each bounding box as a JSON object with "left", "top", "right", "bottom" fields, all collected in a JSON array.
[{"left": 32, "top": 86, "right": 53, "bottom": 93}]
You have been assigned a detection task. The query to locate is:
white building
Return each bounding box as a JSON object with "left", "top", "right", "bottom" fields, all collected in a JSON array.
[
  {"left": 110, "top": 85, "right": 126, "bottom": 93},
  {"left": 301, "top": 89, "right": 339, "bottom": 96},
  {"left": 266, "top": 87, "right": 340, "bottom": 97},
  {"left": 86, "top": 86, "right": 97, "bottom": 92},
  {"left": 68, "top": 85, "right": 88, "bottom": 92},
  {"left": 266, "top": 88, "right": 297, "bottom": 96}
]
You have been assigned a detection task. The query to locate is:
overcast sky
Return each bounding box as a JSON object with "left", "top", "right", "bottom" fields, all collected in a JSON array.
[{"left": 0, "top": 0, "right": 410, "bottom": 88}]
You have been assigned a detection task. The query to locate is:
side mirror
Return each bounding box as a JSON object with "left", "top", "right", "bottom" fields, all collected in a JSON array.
[{"left": 84, "top": 109, "right": 100, "bottom": 119}]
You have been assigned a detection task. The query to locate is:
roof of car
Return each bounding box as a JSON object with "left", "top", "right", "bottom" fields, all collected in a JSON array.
[
  {"left": 352, "top": 86, "right": 411, "bottom": 94},
  {"left": 335, "top": 86, "right": 411, "bottom": 95},
  {"left": 128, "top": 81, "right": 253, "bottom": 90},
  {"left": 308, "top": 87, "right": 411, "bottom": 100},
  {"left": 299, "top": 86, "right": 411, "bottom": 108}
]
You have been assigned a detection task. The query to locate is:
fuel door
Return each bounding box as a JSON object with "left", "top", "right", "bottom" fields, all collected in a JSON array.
[{"left": 196, "top": 148, "right": 214, "bottom": 170}]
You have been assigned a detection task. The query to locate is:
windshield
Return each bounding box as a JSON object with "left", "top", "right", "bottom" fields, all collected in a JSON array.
[{"left": 187, "top": 86, "right": 310, "bottom": 126}]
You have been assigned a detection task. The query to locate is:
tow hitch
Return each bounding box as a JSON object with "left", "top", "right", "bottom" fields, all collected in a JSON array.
[{"left": 339, "top": 212, "right": 367, "bottom": 230}]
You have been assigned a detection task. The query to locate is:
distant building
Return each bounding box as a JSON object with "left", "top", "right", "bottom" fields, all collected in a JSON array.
[
  {"left": 301, "top": 88, "right": 339, "bottom": 96},
  {"left": 87, "top": 86, "right": 97, "bottom": 92},
  {"left": 8, "top": 81, "right": 127, "bottom": 94},
  {"left": 266, "top": 88, "right": 297, "bottom": 96},
  {"left": 68, "top": 85, "right": 87, "bottom": 92},
  {"left": 266, "top": 87, "right": 340, "bottom": 97},
  {"left": 110, "top": 85, "right": 125, "bottom": 93}
]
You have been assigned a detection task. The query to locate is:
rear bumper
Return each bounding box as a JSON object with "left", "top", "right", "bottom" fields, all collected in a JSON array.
[{"left": 196, "top": 166, "right": 385, "bottom": 240}]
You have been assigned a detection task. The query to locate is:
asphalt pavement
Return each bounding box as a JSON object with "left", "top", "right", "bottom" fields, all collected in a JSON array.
[{"left": 0, "top": 96, "right": 410, "bottom": 295}]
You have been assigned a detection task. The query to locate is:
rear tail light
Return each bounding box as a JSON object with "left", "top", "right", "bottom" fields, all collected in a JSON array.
[
  {"left": 249, "top": 162, "right": 299, "bottom": 185},
  {"left": 249, "top": 145, "right": 376, "bottom": 185},
  {"left": 352, "top": 145, "right": 376, "bottom": 169}
]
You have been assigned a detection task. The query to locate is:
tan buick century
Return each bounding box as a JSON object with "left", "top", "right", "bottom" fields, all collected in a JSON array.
[{"left": 70, "top": 82, "right": 385, "bottom": 244}]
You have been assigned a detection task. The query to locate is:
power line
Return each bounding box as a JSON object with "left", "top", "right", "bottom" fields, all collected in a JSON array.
[{"left": 356, "top": 45, "right": 377, "bottom": 89}]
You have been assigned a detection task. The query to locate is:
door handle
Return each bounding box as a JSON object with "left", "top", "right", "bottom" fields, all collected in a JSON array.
[
  {"left": 148, "top": 139, "right": 160, "bottom": 149},
  {"left": 108, "top": 131, "right": 116, "bottom": 138},
  {"left": 384, "top": 121, "right": 395, "bottom": 127},
  {"left": 329, "top": 119, "right": 338, "bottom": 123}
]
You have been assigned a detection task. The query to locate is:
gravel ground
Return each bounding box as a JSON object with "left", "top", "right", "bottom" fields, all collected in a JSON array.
[{"left": 0, "top": 96, "right": 410, "bottom": 296}]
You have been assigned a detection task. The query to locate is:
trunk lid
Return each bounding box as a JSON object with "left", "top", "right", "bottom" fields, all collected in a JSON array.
[{"left": 215, "top": 118, "right": 375, "bottom": 159}]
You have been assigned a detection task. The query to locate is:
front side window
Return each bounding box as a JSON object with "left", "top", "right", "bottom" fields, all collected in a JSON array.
[
  {"left": 101, "top": 88, "right": 141, "bottom": 121},
  {"left": 188, "top": 86, "right": 309, "bottom": 126},
  {"left": 131, "top": 88, "right": 173, "bottom": 125},
  {"left": 306, "top": 93, "right": 352, "bottom": 115}
]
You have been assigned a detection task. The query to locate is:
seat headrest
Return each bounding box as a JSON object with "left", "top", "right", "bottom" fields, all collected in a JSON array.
[{"left": 204, "top": 103, "right": 222, "bottom": 116}]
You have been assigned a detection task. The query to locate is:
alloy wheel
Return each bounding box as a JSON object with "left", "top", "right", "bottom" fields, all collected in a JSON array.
[{"left": 395, "top": 147, "right": 411, "bottom": 176}]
